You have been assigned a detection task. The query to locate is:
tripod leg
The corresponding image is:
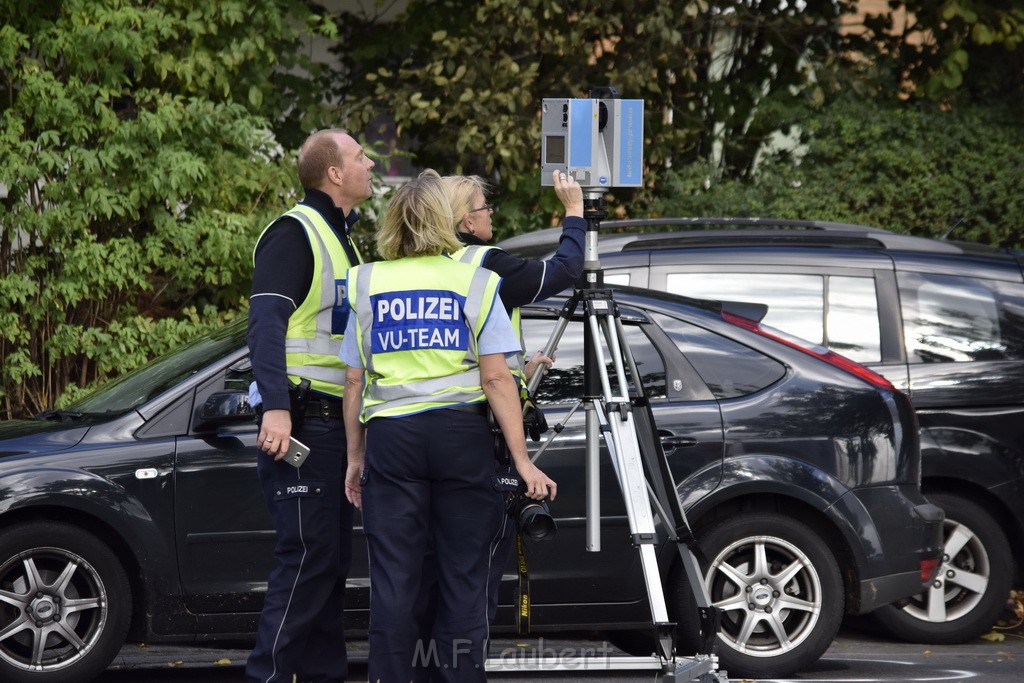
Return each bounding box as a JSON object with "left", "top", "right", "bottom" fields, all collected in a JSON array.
[
  {"left": 526, "top": 294, "right": 580, "bottom": 397},
  {"left": 610, "top": 314, "right": 721, "bottom": 656},
  {"left": 587, "top": 309, "right": 677, "bottom": 661},
  {"left": 585, "top": 401, "right": 601, "bottom": 551}
]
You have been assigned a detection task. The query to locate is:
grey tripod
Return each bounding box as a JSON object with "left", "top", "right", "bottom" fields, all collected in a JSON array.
[{"left": 490, "top": 194, "right": 726, "bottom": 681}]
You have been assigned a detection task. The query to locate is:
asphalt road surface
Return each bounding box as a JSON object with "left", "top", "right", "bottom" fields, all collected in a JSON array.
[{"left": 98, "top": 620, "right": 1024, "bottom": 682}]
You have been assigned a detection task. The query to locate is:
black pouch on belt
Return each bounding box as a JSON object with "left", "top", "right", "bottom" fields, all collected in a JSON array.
[
  {"left": 288, "top": 378, "right": 312, "bottom": 431},
  {"left": 488, "top": 406, "right": 511, "bottom": 467},
  {"left": 521, "top": 392, "right": 548, "bottom": 442}
]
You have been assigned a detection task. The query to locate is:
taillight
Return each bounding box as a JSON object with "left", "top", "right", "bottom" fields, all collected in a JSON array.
[
  {"left": 920, "top": 557, "right": 940, "bottom": 584},
  {"left": 721, "top": 311, "right": 897, "bottom": 392}
]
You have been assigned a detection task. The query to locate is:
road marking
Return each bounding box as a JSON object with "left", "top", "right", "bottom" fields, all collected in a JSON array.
[{"left": 759, "top": 658, "right": 979, "bottom": 682}]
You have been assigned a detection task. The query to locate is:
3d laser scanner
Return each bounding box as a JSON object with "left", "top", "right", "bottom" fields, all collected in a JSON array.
[{"left": 540, "top": 87, "right": 644, "bottom": 189}]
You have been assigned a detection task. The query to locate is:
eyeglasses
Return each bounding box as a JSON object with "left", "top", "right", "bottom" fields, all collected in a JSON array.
[{"left": 466, "top": 203, "right": 496, "bottom": 214}]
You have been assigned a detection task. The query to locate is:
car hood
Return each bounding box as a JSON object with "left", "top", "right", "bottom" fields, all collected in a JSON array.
[{"left": 0, "top": 420, "right": 89, "bottom": 458}]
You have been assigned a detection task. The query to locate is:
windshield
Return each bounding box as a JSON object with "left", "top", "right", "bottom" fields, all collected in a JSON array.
[{"left": 66, "top": 320, "right": 248, "bottom": 415}]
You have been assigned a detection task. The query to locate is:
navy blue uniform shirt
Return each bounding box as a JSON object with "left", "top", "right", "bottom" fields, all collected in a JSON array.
[{"left": 457, "top": 215, "right": 586, "bottom": 313}]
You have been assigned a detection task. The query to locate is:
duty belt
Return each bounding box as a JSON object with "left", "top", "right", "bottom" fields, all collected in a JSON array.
[
  {"left": 447, "top": 402, "right": 488, "bottom": 416},
  {"left": 305, "top": 398, "right": 343, "bottom": 419}
]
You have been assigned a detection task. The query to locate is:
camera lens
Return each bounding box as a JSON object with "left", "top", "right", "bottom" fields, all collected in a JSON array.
[{"left": 517, "top": 500, "right": 557, "bottom": 541}]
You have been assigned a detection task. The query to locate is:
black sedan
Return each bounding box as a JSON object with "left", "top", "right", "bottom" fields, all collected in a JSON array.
[{"left": 0, "top": 286, "right": 943, "bottom": 682}]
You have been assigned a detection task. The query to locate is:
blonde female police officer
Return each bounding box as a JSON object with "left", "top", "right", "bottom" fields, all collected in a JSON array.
[
  {"left": 339, "top": 170, "right": 556, "bottom": 682},
  {"left": 447, "top": 171, "right": 584, "bottom": 625}
]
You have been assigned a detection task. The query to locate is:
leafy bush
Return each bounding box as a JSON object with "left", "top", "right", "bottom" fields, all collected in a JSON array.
[
  {"left": 645, "top": 96, "right": 1024, "bottom": 247},
  {"left": 0, "top": 1, "right": 330, "bottom": 419}
]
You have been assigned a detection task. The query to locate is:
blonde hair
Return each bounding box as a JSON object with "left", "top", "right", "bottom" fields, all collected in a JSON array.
[
  {"left": 443, "top": 174, "right": 490, "bottom": 229},
  {"left": 377, "top": 170, "right": 462, "bottom": 260},
  {"left": 297, "top": 129, "right": 348, "bottom": 189}
]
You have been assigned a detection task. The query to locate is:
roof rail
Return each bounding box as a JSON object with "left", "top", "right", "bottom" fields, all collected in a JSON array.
[
  {"left": 599, "top": 216, "right": 894, "bottom": 234},
  {"left": 497, "top": 216, "right": 1006, "bottom": 258},
  {"left": 596, "top": 217, "right": 973, "bottom": 254}
]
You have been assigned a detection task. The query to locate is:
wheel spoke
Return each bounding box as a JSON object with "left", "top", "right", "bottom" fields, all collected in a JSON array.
[
  {"left": 948, "top": 568, "right": 987, "bottom": 594},
  {"left": 63, "top": 595, "right": 103, "bottom": 615},
  {"left": 775, "top": 593, "right": 820, "bottom": 615},
  {"left": 752, "top": 540, "right": 770, "bottom": 579},
  {"left": 22, "top": 557, "right": 44, "bottom": 593},
  {"left": 713, "top": 591, "right": 751, "bottom": 613},
  {"left": 944, "top": 522, "right": 974, "bottom": 559},
  {"left": 925, "top": 581, "right": 949, "bottom": 621},
  {"left": 733, "top": 609, "right": 768, "bottom": 650},
  {"left": 51, "top": 559, "right": 79, "bottom": 596},
  {"left": 54, "top": 619, "right": 87, "bottom": 651},
  {"left": 715, "top": 559, "right": 753, "bottom": 589},
  {"left": 30, "top": 625, "right": 48, "bottom": 667},
  {"left": 0, "top": 588, "right": 29, "bottom": 609},
  {"left": 773, "top": 556, "right": 807, "bottom": 587},
  {"left": 764, "top": 609, "right": 794, "bottom": 649},
  {"left": 0, "top": 613, "right": 31, "bottom": 642}
]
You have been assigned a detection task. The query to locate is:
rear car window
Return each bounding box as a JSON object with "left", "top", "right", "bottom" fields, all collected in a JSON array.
[
  {"left": 650, "top": 312, "right": 786, "bottom": 399},
  {"left": 898, "top": 272, "right": 1024, "bottom": 363},
  {"left": 664, "top": 272, "right": 882, "bottom": 363}
]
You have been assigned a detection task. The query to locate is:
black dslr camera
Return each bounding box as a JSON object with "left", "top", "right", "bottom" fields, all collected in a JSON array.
[
  {"left": 507, "top": 481, "right": 556, "bottom": 541},
  {"left": 489, "top": 404, "right": 556, "bottom": 540}
]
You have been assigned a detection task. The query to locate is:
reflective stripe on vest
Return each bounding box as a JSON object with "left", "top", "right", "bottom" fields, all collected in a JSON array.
[
  {"left": 252, "top": 204, "right": 358, "bottom": 398},
  {"left": 454, "top": 244, "right": 525, "bottom": 380},
  {"left": 350, "top": 257, "right": 501, "bottom": 419}
]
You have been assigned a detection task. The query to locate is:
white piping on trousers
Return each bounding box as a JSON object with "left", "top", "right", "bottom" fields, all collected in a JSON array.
[{"left": 265, "top": 484, "right": 308, "bottom": 683}]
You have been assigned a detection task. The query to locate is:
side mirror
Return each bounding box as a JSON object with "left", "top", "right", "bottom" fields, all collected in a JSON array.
[{"left": 197, "top": 390, "right": 255, "bottom": 426}]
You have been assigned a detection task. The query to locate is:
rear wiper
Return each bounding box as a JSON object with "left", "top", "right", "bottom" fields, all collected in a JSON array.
[{"left": 34, "top": 409, "right": 86, "bottom": 422}]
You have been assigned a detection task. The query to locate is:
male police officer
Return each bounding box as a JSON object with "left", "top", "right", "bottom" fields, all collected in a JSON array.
[{"left": 246, "top": 129, "right": 374, "bottom": 683}]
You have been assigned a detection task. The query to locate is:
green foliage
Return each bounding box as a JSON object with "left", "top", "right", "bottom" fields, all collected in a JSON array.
[
  {"left": 0, "top": 0, "right": 332, "bottom": 419},
  {"left": 647, "top": 96, "right": 1024, "bottom": 247},
  {"left": 1, "top": 0, "right": 1020, "bottom": 419},
  {"left": 859, "top": 1, "right": 1024, "bottom": 103},
  {"left": 332, "top": 0, "right": 859, "bottom": 231}
]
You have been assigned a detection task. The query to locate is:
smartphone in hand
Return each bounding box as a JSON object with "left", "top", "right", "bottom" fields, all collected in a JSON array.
[{"left": 283, "top": 436, "right": 311, "bottom": 468}]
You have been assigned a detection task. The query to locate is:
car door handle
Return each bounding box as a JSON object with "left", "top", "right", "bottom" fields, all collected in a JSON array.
[{"left": 659, "top": 431, "right": 698, "bottom": 450}]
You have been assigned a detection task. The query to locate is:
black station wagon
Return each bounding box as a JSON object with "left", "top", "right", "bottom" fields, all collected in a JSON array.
[
  {"left": 503, "top": 217, "right": 1024, "bottom": 646},
  {"left": 0, "top": 286, "right": 942, "bottom": 681}
]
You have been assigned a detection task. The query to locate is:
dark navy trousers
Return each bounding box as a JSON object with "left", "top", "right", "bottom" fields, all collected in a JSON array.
[
  {"left": 485, "top": 465, "right": 516, "bottom": 626},
  {"left": 363, "top": 409, "right": 504, "bottom": 683},
  {"left": 247, "top": 414, "right": 354, "bottom": 683}
]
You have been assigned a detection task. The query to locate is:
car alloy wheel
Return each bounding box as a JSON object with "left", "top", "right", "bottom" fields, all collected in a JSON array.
[
  {"left": 873, "top": 492, "right": 1013, "bottom": 644},
  {"left": 673, "top": 513, "right": 843, "bottom": 679},
  {"left": 0, "top": 523, "right": 131, "bottom": 683}
]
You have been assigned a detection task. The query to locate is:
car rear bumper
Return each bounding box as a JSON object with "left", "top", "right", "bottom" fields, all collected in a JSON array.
[{"left": 843, "top": 486, "right": 944, "bottom": 614}]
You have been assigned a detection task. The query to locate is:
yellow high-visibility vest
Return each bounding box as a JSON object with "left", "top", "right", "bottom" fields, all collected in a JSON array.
[
  {"left": 252, "top": 204, "right": 361, "bottom": 398},
  {"left": 453, "top": 244, "right": 525, "bottom": 384},
  {"left": 349, "top": 255, "right": 502, "bottom": 420}
]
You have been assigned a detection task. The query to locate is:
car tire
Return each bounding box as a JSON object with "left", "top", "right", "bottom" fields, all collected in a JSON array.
[
  {"left": 672, "top": 513, "right": 844, "bottom": 679},
  {"left": 872, "top": 492, "right": 1013, "bottom": 644},
  {"left": 0, "top": 522, "right": 132, "bottom": 683}
]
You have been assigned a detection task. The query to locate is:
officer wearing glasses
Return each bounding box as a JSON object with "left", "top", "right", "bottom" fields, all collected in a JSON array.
[{"left": 446, "top": 170, "right": 584, "bottom": 625}]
